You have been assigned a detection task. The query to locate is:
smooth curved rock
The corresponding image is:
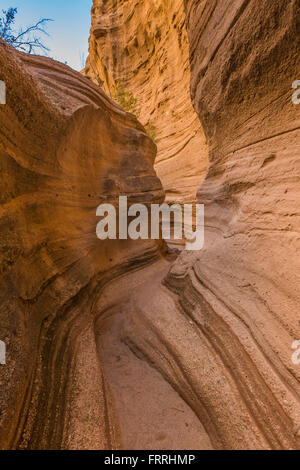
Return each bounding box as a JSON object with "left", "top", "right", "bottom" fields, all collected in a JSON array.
[
  {"left": 1, "top": 0, "right": 300, "bottom": 450},
  {"left": 155, "top": 0, "right": 300, "bottom": 449},
  {"left": 103, "top": 0, "right": 300, "bottom": 450},
  {"left": 0, "top": 40, "right": 164, "bottom": 449}
]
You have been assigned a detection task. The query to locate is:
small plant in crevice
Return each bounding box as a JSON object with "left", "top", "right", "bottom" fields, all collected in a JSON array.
[
  {"left": 112, "top": 81, "right": 158, "bottom": 143},
  {"left": 113, "top": 82, "right": 140, "bottom": 117},
  {"left": 144, "top": 123, "right": 158, "bottom": 143}
]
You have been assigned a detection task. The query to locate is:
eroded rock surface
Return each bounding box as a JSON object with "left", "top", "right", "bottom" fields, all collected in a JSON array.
[
  {"left": 119, "top": 0, "right": 300, "bottom": 449},
  {"left": 0, "top": 40, "right": 164, "bottom": 449},
  {"left": 95, "top": 259, "right": 213, "bottom": 450},
  {"left": 181, "top": 1, "right": 300, "bottom": 447},
  {"left": 85, "top": 0, "right": 208, "bottom": 209},
  {"left": 1, "top": 0, "right": 300, "bottom": 451}
]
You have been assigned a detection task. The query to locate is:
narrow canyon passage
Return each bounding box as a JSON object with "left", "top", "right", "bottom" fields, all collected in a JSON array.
[
  {"left": 85, "top": 0, "right": 209, "bottom": 219},
  {"left": 1, "top": 0, "right": 300, "bottom": 451},
  {"left": 95, "top": 259, "right": 213, "bottom": 450}
]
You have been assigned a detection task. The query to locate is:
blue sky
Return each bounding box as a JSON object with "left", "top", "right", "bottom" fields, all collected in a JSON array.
[{"left": 1, "top": 0, "right": 92, "bottom": 70}]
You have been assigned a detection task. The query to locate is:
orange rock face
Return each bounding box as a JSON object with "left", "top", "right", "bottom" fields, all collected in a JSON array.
[
  {"left": 90, "top": 0, "right": 300, "bottom": 450},
  {"left": 85, "top": 0, "right": 208, "bottom": 210},
  {"left": 0, "top": 40, "right": 164, "bottom": 449},
  {"left": 1, "top": 0, "right": 300, "bottom": 451}
]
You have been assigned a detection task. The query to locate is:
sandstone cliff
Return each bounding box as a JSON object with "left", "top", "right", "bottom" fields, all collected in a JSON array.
[
  {"left": 89, "top": 0, "right": 300, "bottom": 450},
  {"left": 85, "top": 0, "right": 208, "bottom": 213},
  {"left": 0, "top": 39, "right": 164, "bottom": 449},
  {"left": 117, "top": 0, "right": 300, "bottom": 449},
  {"left": 1, "top": 0, "right": 300, "bottom": 451},
  {"left": 180, "top": 0, "right": 300, "bottom": 447}
]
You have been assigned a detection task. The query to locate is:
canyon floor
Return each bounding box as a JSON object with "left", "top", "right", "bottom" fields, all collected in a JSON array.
[{"left": 96, "top": 258, "right": 213, "bottom": 450}]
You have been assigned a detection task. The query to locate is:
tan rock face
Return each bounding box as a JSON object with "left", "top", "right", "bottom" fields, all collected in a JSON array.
[
  {"left": 1, "top": 0, "right": 300, "bottom": 451},
  {"left": 163, "top": 0, "right": 300, "bottom": 448},
  {"left": 91, "top": 0, "right": 300, "bottom": 450},
  {"left": 0, "top": 40, "right": 164, "bottom": 449},
  {"left": 85, "top": 0, "right": 208, "bottom": 208}
]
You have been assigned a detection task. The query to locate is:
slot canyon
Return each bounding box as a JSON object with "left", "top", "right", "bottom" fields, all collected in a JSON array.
[{"left": 0, "top": 0, "right": 300, "bottom": 450}]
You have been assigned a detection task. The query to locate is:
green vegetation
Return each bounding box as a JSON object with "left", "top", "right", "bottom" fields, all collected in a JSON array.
[
  {"left": 113, "top": 83, "right": 140, "bottom": 117},
  {"left": 145, "top": 124, "right": 158, "bottom": 142},
  {"left": 113, "top": 82, "right": 158, "bottom": 143}
]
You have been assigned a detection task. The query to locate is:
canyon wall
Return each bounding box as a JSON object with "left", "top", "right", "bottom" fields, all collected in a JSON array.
[
  {"left": 0, "top": 39, "right": 164, "bottom": 449},
  {"left": 85, "top": 0, "right": 208, "bottom": 211},
  {"left": 118, "top": 0, "right": 300, "bottom": 449},
  {"left": 1, "top": 0, "right": 300, "bottom": 451},
  {"left": 88, "top": 0, "right": 300, "bottom": 450}
]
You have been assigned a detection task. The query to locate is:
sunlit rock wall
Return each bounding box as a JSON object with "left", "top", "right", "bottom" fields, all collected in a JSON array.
[
  {"left": 85, "top": 0, "right": 208, "bottom": 209},
  {"left": 0, "top": 40, "right": 164, "bottom": 449}
]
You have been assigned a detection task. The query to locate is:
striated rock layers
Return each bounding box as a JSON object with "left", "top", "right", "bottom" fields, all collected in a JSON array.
[
  {"left": 1, "top": 0, "right": 300, "bottom": 451},
  {"left": 113, "top": 0, "right": 300, "bottom": 449},
  {"left": 179, "top": 0, "right": 300, "bottom": 448},
  {"left": 0, "top": 39, "right": 164, "bottom": 449},
  {"left": 85, "top": 0, "right": 208, "bottom": 209}
]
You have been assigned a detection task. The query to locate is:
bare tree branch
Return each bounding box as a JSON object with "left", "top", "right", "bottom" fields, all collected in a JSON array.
[{"left": 0, "top": 8, "right": 52, "bottom": 54}]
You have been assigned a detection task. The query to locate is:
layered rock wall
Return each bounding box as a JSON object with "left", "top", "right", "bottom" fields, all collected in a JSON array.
[
  {"left": 163, "top": 0, "right": 300, "bottom": 448},
  {"left": 1, "top": 0, "right": 300, "bottom": 450},
  {"left": 95, "top": 0, "right": 300, "bottom": 450},
  {"left": 0, "top": 40, "right": 164, "bottom": 449},
  {"left": 85, "top": 0, "right": 208, "bottom": 208}
]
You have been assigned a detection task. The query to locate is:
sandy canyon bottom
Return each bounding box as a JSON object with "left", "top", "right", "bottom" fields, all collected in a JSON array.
[{"left": 96, "top": 259, "right": 213, "bottom": 450}]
